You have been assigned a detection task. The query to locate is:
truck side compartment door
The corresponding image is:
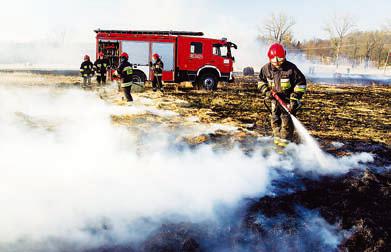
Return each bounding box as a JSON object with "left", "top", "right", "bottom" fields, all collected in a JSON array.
[
  {"left": 121, "top": 41, "right": 150, "bottom": 80},
  {"left": 151, "top": 42, "right": 175, "bottom": 82}
]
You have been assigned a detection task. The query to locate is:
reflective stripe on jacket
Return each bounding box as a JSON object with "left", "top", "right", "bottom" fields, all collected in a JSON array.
[
  {"left": 121, "top": 82, "right": 132, "bottom": 88},
  {"left": 80, "top": 60, "right": 94, "bottom": 77},
  {"left": 259, "top": 61, "right": 307, "bottom": 100},
  {"left": 117, "top": 61, "right": 133, "bottom": 84},
  {"left": 93, "top": 58, "right": 109, "bottom": 76}
]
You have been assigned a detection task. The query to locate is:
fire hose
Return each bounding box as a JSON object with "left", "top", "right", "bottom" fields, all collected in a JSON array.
[
  {"left": 262, "top": 90, "right": 302, "bottom": 138},
  {"left": 263, "top": 90, "right": 302, "bottom": 116}
]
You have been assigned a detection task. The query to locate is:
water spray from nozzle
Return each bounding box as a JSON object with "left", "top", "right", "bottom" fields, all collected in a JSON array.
[{"left": 270, "top": 90, "right": 331, "bottom": 167}]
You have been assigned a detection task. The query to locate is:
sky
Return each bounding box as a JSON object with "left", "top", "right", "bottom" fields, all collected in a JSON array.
[{"left": 0, "top": 0, "right": 390, "bottom": 68}]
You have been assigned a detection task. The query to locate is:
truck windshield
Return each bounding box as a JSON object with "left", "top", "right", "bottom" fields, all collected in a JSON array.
[{"left": 213, "top": 44, "right": 230, "bottom": 58}]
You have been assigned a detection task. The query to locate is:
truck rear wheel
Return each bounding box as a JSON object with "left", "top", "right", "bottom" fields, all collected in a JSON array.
[
  {"left": 132, "top": 70, "right": 146, "bottom": 86},
  {"left": 197, "top": 73, "right": 218, "bottom": 90}
]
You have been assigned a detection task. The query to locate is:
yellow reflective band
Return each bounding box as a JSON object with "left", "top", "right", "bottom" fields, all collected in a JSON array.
[
  {"left": 281, "top": 81, "right": 291, "bottom": 90},
  {"left": 257, "top": 81, "right": 265, "bottom": 89},
  {"left": 294, "top": 85, "right": 306, "bottom": 93},
  {"left": 121, "top": 82, "right": 132, "bottom": 87},
  {"left": 278, "top": 139, "right": 289, "bottom": 147},
  {"left": 267, "top": 78, "right": 274, "bottom": 87},
  {"left": 290, "top": 97, "right": 299, "bottom": 101},
  {"left": 123, "top": 66, "right": 133, "bottom": 75}
]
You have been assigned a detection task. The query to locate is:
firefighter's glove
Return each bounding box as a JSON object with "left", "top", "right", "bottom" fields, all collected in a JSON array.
[
  {"left": 259, "top": 83, "right": 271, "bottom": 99},
  {"left": 264, "top": 90, "right": 272, "bottom": 100},
  {"left": 290, "top": 93, "right": 302, "bottom": 113}
]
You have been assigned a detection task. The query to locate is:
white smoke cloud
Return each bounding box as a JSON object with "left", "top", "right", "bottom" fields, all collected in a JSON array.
[
  {"left": 254, "top": 207, "right": 353, "bottom": 251},
  {"left": 0, "top": 83, "right": 271, "bottom": 250},
  {"left": 0, "top": 76, "right": 373, "bottom": 251}
]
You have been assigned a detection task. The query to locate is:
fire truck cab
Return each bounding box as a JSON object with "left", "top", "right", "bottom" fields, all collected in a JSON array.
[{"left": 95, "top": 29, "right": 237, "bottom": 89}]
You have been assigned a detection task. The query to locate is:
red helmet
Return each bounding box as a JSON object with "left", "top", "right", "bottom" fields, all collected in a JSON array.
[
  {"left": 152, "top": 53, "right": 160, "bottom": 59},
  {"left": 267, "top": 43, "right": 286, "bottom": 61},
  {"left": 84, "top": 55, "right": 90, "bottom": 61},
  {"left": 99, "top": 52, "right": 104, "bottom": 57},
  {"left": 120, "top": 52, "right": 129, "bottom": 60}
]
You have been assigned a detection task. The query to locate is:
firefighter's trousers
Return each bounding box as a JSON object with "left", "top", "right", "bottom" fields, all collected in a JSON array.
[
  {"left": 121, "top": 82, "right": 133, "bottom": 102},
  {"left": 82, "top": 76, "right": 92, "bottom": 88},
  {"left": 271, "top": 99, "right": 294, "bottom": 146},
  {"left": 97, "top": 75, "right": 107, "bottom": 85},
  {"left": 152, "top": 74, "right": 163, "bottom": 91}
]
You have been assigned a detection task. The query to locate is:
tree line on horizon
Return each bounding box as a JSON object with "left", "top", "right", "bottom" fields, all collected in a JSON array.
[{"left": 259, "top": 13, "right": 391, "bottom": 68}]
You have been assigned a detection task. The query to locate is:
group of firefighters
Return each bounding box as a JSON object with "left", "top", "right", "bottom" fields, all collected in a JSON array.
[
  {"left": 80, "top": 52, "right": 164, "bottom": 103},
  {"left": 80, "top": 43, "right": 306, "bottom": 152},
  {"left": 80, "top": 52, "right": 110, "bottom": 87}
]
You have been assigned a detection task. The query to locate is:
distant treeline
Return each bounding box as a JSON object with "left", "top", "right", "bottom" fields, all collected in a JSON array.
[{"left": 294, "top": 31, "right": 391, "bottom": 68}]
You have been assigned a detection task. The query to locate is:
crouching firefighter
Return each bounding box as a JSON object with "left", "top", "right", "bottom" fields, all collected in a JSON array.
[
  {"left": 150, "top": 53, "right": 164, "bottom": 92},
  {"left": 258, "top": 43, "right": 307, "bottom": 150},
  {"left": 116, "top": 52, "right": 134, "bottom": 103},
  {"left": 80, "top": 55, "right": 94, "bottom": 88},
  {"left": 94, "top": 52, "right": 109, "bottom": 85}
]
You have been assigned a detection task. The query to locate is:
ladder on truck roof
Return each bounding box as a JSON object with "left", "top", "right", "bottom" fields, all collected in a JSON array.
[{"left": 94, "top": 29, "right": 204, "bottom": 36}]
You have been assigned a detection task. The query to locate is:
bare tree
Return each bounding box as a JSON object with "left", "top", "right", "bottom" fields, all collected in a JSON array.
[
  {"left": 325, "top": 13, "right": 356, "bottom": 67},
  {"left": 260, "top": 13, "right": 296, "bottom": 45},
  {"left": 350, "top": 37, "right": 359, "bottom": 68},
  {"left": 363, "top": 32, "right": 378, "bottom": 68},
  {"left": 373, "top": 31, "right": 388, "bottom": 68}
]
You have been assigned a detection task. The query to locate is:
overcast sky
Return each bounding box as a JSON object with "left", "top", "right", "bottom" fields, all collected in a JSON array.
[{"left": 0, "top": 0, "right": 390, "bottom": 68}]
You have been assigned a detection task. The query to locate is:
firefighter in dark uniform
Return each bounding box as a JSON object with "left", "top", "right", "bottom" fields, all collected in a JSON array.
[
  {"left": 115, "top": 52, "right": 134, "bottom": 103},
  {"left": 80, "top": 55, "right": 94, "bottom": 88},
  {"left": 258, "top": 43, "right": 307, "bottom": 149},
  {"left": 150, "top": 53, "right": 164, "bottom": 92},
  {"left": 93, "top": 52, "right": 109, "bottom": 85}
]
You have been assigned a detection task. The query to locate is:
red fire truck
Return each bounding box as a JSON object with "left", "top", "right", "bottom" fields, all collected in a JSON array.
[{"left": 95, "top": 29, "right": 237, "bottom": 89}]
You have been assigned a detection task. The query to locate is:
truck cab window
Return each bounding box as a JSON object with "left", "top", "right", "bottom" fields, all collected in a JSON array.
[
  {"left": 213, "top": 44, "right": 229, "bottom": 57},
  {"left": 213, "top": 45, "right": 221, "bottom": 56},
  {"left": 190, "top": 42, "right": 202, "bottom": 54},
  {"left": 220, "top": 46, "right": 228, "bottom": 57}
]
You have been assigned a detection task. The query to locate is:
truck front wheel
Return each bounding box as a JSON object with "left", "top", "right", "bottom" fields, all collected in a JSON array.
[{"left": 197, "top": 74, "right": 218, "bottom": 90}]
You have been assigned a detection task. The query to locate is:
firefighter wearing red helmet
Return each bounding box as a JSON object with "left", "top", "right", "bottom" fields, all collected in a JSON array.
[
  {"left": 150, "top": 53, "right": 164, "bottom": 92},
  {"left": 258, "top": 43, "right": 307, "bottom": 149},
  {"left": 115, "top": 52, "right": 134, "bottom": 103},
  {"left": 93, "top": 52, "right": 109, "bottom": 86},
  {"left": 80, "top": 54, "right": 94, "bottom": 88}
]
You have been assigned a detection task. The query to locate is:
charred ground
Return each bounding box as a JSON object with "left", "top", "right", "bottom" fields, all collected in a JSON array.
[
  {"left": 168, "top": 76, "right": 391, "bottom": 146},
  {"left": 4, "top": 72, "right": 389, "bottom": 251},
  {"left": 90, "top": 76, "right": 391, "bottom": 251}
]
